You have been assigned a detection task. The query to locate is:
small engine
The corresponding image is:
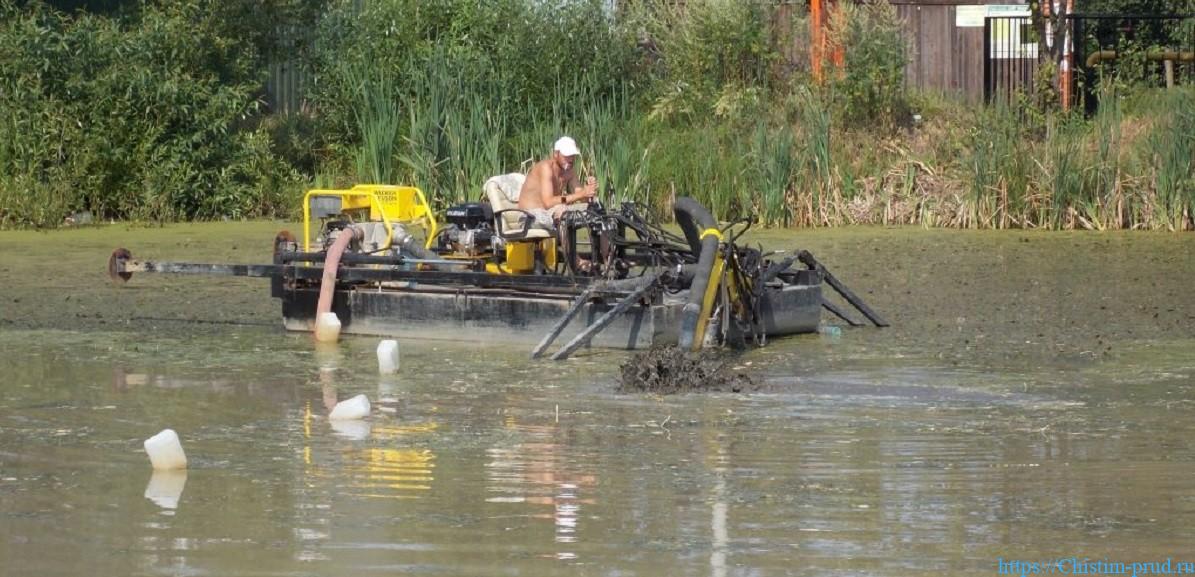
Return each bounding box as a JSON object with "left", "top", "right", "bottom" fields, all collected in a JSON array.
[
  {"left": 436, "top": 202, "right": 495, "bottom": 256},
  {"left": 445, "top": 202, "right": 492, "bottom": 230},
  {"left": 317, "top": 219, "right": 361, "bottom": 252}
]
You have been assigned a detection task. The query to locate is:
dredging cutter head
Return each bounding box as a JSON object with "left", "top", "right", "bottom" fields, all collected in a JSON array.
[{"left": 108, "top": 248, "right": 132, "bottom": 283}]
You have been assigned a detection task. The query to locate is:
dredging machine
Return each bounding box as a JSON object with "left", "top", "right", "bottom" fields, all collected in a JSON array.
[{"left": 108, "top": 176, "right": 885, "bottom": 359}]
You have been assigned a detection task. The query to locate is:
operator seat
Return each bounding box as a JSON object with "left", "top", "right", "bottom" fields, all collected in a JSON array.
[
  {"left": 482, "top": 173, "right": 555, "bottom": 273},
  {"left": 483, "top": 173, "right": 552, "bottom": 240}
]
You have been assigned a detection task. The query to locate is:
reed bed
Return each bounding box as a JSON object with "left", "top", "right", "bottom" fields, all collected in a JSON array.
[{"left": 327, "top": 65, "right": 1195, "bottom": 231}]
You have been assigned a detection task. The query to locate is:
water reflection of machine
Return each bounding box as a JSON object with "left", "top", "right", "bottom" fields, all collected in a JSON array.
[
  {"left": 486, "top": 417, "right": 598, "bottom": 559},
  {"left": 307, "top": 344, "right": 438, "bottom": 499},
  {"left": 301, "top": 401, "right": 439, "bottom": 500}
]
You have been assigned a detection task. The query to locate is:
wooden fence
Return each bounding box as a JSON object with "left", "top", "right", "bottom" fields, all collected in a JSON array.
[
  {"left": 767, "top": 0, "right": 1010, "bottom": 101},
  {"left": 892, "top": 0, "right": 994, "bottom": 101}
]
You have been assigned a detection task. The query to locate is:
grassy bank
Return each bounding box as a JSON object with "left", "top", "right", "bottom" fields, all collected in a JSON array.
[{"left": 0, "top": 0, "right": 1192, "bottom": 230}]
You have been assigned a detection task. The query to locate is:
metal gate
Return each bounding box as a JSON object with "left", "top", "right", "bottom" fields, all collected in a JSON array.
[
  {"left": 985, "top": 13, "right": 1195, "bottom": 110},
  {"left": 983, "top": 15, "right": 1043, "bottom": 104}
]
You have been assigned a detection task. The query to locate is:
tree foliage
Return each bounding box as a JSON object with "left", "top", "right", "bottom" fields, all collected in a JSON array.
[{"left": 0, "top": 0, "right": 302, "bottom": 226}]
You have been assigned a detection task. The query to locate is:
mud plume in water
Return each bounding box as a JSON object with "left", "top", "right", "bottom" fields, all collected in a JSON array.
[{"left": 618, "top": 346, "right": 757, "bottom": 394}]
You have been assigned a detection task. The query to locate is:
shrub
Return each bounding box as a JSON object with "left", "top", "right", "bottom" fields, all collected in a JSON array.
[
  {"left": 825, "top": 0, "right": 909, "bottom": 128},
  {"left": 628, "top": 0, "right": 776, "bottom": 122},
  {"left": 0, "top": 1, "right": 303, "bottom": 227}
]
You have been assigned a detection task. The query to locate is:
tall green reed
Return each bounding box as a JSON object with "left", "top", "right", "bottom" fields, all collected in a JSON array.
[
  {"left": 575, "top": 84, "right": 653, "bottom": 207},
  {"left": 748, "top": 120, "right": 796, "bottom": 226},
  {"left": 1044, "top": 115, "right": 1085, "bottom": 228},
  {"left": 794, "top": 88, "right": 832, "bottom": 225},
  {"left": 968, "top": 104, "right": 1032, "bottom": 228},
  {"left": 346, "top": 63, "right": 401, "bottom": 185},
  {"left": 1090, "top": 85, "right": 1123, "bottom": 228},
  {"left": 398, "top": 55, "right": 453, "bottom": 206},
  {"left": 442, "top": 92, "right": 506, "bottom": 205},
  {"left": 1149, "top": 88, "right": 1195, "bottom": 229}
]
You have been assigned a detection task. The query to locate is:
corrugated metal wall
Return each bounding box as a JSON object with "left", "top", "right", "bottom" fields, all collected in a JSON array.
[{"left": 266, "top": 57, "right": 307, "bottom": 114}]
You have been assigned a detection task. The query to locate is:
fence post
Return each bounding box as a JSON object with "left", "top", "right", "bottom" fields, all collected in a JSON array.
[
  {"left": 983, "top": 16, "right": 992, "bottom": 103},
  {"left": 812, "top": 0, "right": 825, "bottom": 83},
  {"left": 1060, "top": 0, "right": 1075, "bottom": 110}
]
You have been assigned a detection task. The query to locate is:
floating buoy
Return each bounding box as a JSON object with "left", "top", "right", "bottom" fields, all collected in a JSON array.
[
  {"left": 329, "top": 394, "right": 370, "bottom": 420},
  {"left": 144, "top": 429, "right": 187, "bottom": 470},
  {"left": 377, "top": 340, "right": 400, "bottom": 374},
  {"left": 314, "top": 312, "right": 342, "bottom": 343}
]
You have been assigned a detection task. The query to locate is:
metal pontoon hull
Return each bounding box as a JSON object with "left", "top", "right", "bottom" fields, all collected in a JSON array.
[{"left": 280, "top": 279, "right": 822, "bottom": 349}]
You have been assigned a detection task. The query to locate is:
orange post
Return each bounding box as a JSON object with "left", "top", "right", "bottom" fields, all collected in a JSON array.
[
  {"left": 811, "top": 0, "right": 826, "bottom": 82},
  {"left": 810, "top": 0, "right": 843, "bottom": 83},
  {"left": 1059, "top": 0, "right": 1074, "bottom": 110}
]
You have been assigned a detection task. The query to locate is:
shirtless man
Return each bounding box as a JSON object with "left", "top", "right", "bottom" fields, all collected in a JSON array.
[{"left": 517, "top": 136, "right": 597, "bottom": 229}]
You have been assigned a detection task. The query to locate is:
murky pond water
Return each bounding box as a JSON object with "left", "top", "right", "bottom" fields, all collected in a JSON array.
[{"left": 1, "top": 224, "right": 1193, "bottom": 576}]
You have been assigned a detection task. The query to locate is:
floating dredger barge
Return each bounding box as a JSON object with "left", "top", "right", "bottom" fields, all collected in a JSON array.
[{"left": 109, "top": 178, "right": 885, "bottom": 359}]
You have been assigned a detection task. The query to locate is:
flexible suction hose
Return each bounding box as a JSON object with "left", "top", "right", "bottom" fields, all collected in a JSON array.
[
  {"left": 316, "top": 226, "right": 364, "bottom": 318},
  {"left": 674, "top": 197, "right": 720, "bottom": 351}
]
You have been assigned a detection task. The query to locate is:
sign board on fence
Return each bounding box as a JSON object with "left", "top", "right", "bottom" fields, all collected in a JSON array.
[
  {"left": 986, "top": 4, "right": 1031, "bottom": 18},
  {"left": 956, "top": 4, "right": 1031, "bottom": 27},
  {"left": 956, "top": 5, "right": 1039, "bottom": 59},
  {"left": 956, "top": 5, "right": 986, "bottom": 27}
]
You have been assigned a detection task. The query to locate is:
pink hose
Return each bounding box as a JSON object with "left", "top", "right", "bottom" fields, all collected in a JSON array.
[{"left": 316, "top": 226, "right": 363, "bottom": 318}]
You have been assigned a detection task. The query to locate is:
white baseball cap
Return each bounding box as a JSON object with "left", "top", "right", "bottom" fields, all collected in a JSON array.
[{"left": 554, "top": 136, "right": 580, "bottom": 157}]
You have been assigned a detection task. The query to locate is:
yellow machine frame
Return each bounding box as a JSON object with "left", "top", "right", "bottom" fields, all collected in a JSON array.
[
  {"left": 486, "top": 238, "right": 558, "bottom": 275},
  {"left": 302, "top": 183, "right": 562, "bottom": 276},
  {"left": 302, "top": 185, "right": 438, "bottom": 252}
]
